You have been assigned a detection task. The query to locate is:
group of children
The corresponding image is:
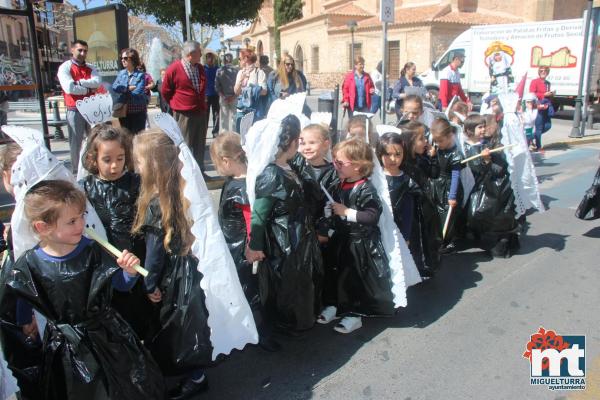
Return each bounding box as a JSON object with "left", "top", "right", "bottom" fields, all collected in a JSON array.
[{"left": 0, "top": 90, "right": 537, "bottom": 399}]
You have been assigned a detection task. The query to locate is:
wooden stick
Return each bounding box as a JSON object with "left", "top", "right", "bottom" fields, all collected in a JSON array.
[
  {"left": 442, "top": 207, "right": 453, "bottom": 240},
  {"left": 461, "top": 143, "right": 517, "bottom": 164},
  {"left": 1, "top": 250, "right": 7, "bottom": 267},
  {"left": 84, "top": 227, "right": 149, "bottom": 277}
]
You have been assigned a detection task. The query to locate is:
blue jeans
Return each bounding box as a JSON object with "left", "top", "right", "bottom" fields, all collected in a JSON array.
[{"left": 370, "top": 94, "right": 381, "bottom": 114}]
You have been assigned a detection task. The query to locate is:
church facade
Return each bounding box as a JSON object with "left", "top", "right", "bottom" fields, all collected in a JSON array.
[{"left": 241, "top": 0, "right": 587, "bottom": 88}]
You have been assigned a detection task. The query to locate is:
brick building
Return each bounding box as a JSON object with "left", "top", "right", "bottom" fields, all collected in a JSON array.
[{"left": 242, "top": 0, "right": 587, "bottom": 88}]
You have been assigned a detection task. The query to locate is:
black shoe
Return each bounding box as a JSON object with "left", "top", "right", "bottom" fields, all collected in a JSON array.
[
  {"left": 169, "top": 376, "right": 209, "bottom": 400},
  {"left": 490, "top": 238, "right": 509, "bottom": 258},
  {"left": 258, "top": 336, "right": 282, "bottom": 352}
]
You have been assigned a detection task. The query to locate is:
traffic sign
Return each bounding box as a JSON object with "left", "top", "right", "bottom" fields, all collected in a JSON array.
[{"left": 380, "top": 0, "right": 395, "bottom": 23}]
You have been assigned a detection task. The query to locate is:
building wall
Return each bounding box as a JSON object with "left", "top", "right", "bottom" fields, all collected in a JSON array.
[{"left": 272, "top": 0, "right": 588, "bottom": 88}]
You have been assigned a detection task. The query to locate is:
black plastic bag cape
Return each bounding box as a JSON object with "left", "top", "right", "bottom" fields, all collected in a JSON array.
[
  {"left": 6, "top": 243, "right": 165, "bottom": 400},
  {"left": 255, "top": 164, "right": 323, "bottom": 330},
  {"left": 429, "top": 145, "right": 464, "bottom": 241},
  {"left": 289, "top": 153, "right": 339, "bottom": 233},
  {"left": 80, "top": 172, "right": 141, "bottom": 251},
  {"left": 218, "top": 177, "right": 260, "bottom": 309},
  {"left": 464, "top": 142, "right": 517, "bottom": 234},
  {"left": 386, "top": 174, "right": 413, "bottom": 239},
  {"left": 80, "top": 172, "right": 152, "bottom": 339},
  {"left": 575, "top": 164, "right": 600, "bottom": 220},
  {"left": 404, "top": 154, "right": 442, "bottom": 274},
  {"left": 0, "top": 246, "right": 43, "bottom": 399},
  {"left": 142, "top": 198, "right": 213, "bottom": 375},
  {"left": 327, "top": 179, "right": 395, "bottom": 317}
]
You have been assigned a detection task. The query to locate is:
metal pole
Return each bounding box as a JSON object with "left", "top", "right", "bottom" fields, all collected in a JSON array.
[
  {"left": 381, "top": 22, "right": 387, "bottom": 124},
  {"left": 351, "top": 30, "right": 355, "bottom": 69},
  {"left": 185, "top": 0, "right": 192, "bottom": 42},
  {"left": 26, "top": 0, "right": 50, "bottom": 148},
  {"left": 570, "top": 0, "right": 593, "bottom": 138}
]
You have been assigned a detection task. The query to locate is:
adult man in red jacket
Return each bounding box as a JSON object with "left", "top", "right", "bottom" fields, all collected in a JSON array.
[
  {"left": 162, "top": 40, "right": 210, "bottom": 176},
  {"left": 57, "top": 40, "right": 102, "bottom": 173},
  {"left": 438, "top": 54, "right": 472, "bottom": 111}
]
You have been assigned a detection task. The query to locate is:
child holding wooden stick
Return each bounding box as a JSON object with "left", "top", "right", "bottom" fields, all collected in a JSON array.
[
  {"left": 430, "top": 118, "right": 465, "bottom": 253},
  {"left": 463, "top": 115, "right": 520, "bottom": 257},
  {"left": 8, "top": 180, "right": 164, "bottom": 399}
]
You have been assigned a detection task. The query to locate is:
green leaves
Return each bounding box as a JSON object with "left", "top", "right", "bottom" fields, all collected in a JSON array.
[{"left": 122, "top": 0, "right": 265, "bottom": 27}]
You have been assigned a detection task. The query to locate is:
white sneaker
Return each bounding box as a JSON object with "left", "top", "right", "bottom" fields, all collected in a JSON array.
[
  {"left": 317, "top": 306, "right": 338, "bottom": 324},
  {"left": 333, "top": 316, "right": 362, "bottom": 334}
]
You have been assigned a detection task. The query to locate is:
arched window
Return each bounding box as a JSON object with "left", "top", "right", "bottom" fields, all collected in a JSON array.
[{"left": 294, "top": 44, "right": 304, "bottom": 71}]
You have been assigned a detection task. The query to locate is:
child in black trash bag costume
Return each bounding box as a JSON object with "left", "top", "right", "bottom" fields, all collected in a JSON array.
[
  {"left": 8, "top": 180, "right": 165, "bottom": 400},
  {"left": 210, "top": 132, "right": 280, "bottom": 352},
  {"left": 245, "top": 115, "right": 323, "bottom": 335},
  {"left": 79, "top": 125, "right": 152, "bottom": 339},
  {"left": 321, "top": 139, "right": 395, "bottom": 334},
  {"left": 399, "top": 121, "right": 441, "bottom": 278},
  {"left": 463, "top": 114, "right": 519, "bottom": 258}
]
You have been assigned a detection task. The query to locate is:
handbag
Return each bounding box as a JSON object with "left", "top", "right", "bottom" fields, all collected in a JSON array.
[
  {"left": 575, "top": 165, "right": 600, "bottom": 220},
  {"left": 112, "top": 102, "right": 128, "bottom": 118}
]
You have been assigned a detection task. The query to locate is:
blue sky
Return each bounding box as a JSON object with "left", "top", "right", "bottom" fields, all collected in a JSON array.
[{"left": 68, "top": 0, "right": 247, "bottom": 50}]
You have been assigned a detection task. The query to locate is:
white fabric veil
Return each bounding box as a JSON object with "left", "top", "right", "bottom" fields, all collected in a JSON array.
[
  {"left": 152, "top": 113, "right": 258, "bottom": 360},
  {"left": 1, "top": 125, "right": 107, "bottom": 260},
  {"left": 497, "top": 93, "right": 544, "bottom": 217},
  {"left": 246, "top": 93, "right": 309, "bottom": 206},
  {"left": 370, "top": 150, "right": 422, "bottom": 306}
]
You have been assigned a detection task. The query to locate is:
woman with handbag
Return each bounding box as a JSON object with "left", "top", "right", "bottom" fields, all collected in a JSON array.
[
  {"left": 234, "top": 49, "right": 267, "bottom": 132},
  {"left": 112, "top": 48, "right": 148, "bottom": 134}
]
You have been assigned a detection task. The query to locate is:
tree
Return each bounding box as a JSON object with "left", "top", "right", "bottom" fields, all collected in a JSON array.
[
  {"left": 273, "top": 0, "right": 302, "bottom": 63},
  {"left": 122, "top": 0, "right": 264, "bottom": 39}
]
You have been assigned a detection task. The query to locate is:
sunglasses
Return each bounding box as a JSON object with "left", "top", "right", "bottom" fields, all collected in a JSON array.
[
  {"left": 285, "top": 62, "right": 294, "bottom": 67},
  {"left": 121, "top": 57, "right": 129, "bottom": 61},
  {"left": 333, "top": 159, "right": 353, "bottom": 168}
]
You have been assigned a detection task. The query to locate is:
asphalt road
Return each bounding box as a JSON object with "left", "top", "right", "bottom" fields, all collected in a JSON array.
[{"left": 197, "top": 143, "right": 600, "bottom": 400}]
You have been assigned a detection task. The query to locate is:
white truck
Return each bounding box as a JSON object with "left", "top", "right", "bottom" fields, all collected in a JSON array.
[{"left": 419, "top": 18, "right": 586, "bottom": 108}]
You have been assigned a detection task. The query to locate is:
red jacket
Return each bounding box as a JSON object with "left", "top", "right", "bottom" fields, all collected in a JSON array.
[
  {"left": 439, "top": 64, "right": 468, "bottom": 108},
  {"left": 529, "top": 78, "right": 551, "bottom": 101},
  {"left": 161, "top": 60, "right": 207, "bottom": 113},
  {"left": 57, "top": 60, "right": 102, "bottom": 109},
  {"left": 342, "top": 71, "right": 373, "bottom": 111}
]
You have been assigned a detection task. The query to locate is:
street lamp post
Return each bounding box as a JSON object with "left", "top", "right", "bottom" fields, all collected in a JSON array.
[
  {"left": 244, "top": 38, "right": 251, "bottom": 49},
  {"left": 570, "top": 0, "right": 593, "bottom": 138},
  {"left": 347, "top": 20, "right": 357, "bottom": 69}
]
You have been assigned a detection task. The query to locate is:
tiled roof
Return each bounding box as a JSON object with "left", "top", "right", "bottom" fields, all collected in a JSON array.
[
  {"left": 433, "top": 11, "right": 522, "bottom": 25},
  {"left": 329, "top": 4, "right": 522, "bottom": 31},
  {"left": 327, "top": 3, "right": 373, "bottom": 17}
]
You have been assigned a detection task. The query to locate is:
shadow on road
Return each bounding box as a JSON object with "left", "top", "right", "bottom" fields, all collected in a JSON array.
[
  {"left": 583, "top": 226, "right": 600, "bottom": 238},
  {"left": 202, "top": 251, "right": 486, "bottom": 400},
  {"left": 518, "top": 232, "right": 568, "bottom": 254}
]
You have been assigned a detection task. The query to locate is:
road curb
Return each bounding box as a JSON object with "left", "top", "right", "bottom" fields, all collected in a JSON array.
[{"left": 543, "top": 136, "right": 600, "bottom": 150}]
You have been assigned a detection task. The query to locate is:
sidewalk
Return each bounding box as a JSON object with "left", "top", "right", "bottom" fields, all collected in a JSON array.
[{"left": 14, "top": 96, "right": 600, "bottom": 173}]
